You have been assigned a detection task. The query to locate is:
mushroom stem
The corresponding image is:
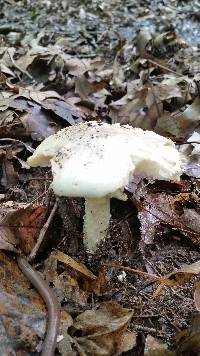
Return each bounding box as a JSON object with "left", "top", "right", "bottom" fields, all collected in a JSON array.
[{"left": 84, "top": 197, "right": 110, "bottom": 253}]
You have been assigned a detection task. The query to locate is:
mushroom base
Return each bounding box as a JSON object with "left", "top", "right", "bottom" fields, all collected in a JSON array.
[{"left": 83, "top": 197, "right": 110, "bottom": 253}]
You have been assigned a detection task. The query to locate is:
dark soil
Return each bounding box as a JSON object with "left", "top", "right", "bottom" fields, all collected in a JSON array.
[{"left": 1, "top": 0, "right": 200, "bottom": 354}]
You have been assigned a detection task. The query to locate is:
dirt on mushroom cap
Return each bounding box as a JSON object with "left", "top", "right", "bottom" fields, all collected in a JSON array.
[{"left": 28, "top": 121, "right": 182, "bottom": 198}]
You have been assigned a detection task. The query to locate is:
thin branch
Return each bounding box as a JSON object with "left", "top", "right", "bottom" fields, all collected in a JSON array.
[
  {"left": 147, "top": 58, "right": 182, "bottom": 77},
  {"left": 102, "top": 262, "right": 159, "bottom": 280},
  {"left": 28, "top": 201, "right": 58, "bottom": 262},
  {"left": 8, "top": 50, "right": 33, "bottom": 80},
  {"left": 148, "top": 79, "right": 162, "bottom": 117}
]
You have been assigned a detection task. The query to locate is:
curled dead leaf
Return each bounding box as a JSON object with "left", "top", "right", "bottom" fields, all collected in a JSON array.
[
  {"left": 176, "top": 314, "right": 200, "bottom": 354},
  {"left": 72, "top": 302, "right": 134, "bottom": 356},
  {"left": 153, "top": 260, "right": 200, "bottom": 297},
  {"left": 156, "top": 97, "right": 200, "bottom": 138},
  {"left": 144, "top": 335, "right": 175, "bottom": 356},
  {"left": 53, "top": 250, "right": 97, "bottom": 280},
  {"left": 0, "top": 202, "right": 47, "bottom": 254}
]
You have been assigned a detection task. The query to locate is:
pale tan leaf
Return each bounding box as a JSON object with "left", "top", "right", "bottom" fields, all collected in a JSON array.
[
  {"left": 73, "top": 302, "right": 133, "bottom": 356},
  {"left": 154, "top": 260, "right": 200, "bottom": 297},
  {"left": 53, "top": 250, "right": 97, "bottom": 280}
]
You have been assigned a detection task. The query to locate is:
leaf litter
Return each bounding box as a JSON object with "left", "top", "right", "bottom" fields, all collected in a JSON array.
[{"left": 2, "top": 0, "right": 200, "bottom": 355}]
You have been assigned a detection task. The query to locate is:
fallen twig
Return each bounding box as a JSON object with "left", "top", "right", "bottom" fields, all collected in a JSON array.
[
  {"left": 147, "top": 58, "right": 182, "bottom": 77},
  {"left": 8, "top": 49, "right": 33, "bottom": 80},
  {"left": 28, "top": 201, "right": 58, "bottom": 262},
  {"left": 102, "top": 262, "right": 159, "bottom": 280}
]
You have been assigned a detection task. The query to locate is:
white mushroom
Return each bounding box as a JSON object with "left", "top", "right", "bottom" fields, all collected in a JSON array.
[{"left": 28, "top": 121, "right": 182, "bottom": 253}]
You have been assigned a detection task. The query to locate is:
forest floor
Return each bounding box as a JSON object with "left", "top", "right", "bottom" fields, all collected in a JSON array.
[{"left": 1, "top": 1, "right": 200, "bottom": 355}]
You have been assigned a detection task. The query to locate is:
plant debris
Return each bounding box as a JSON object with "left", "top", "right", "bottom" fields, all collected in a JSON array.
[{"left": 1, "top": 0, "right": 200, "bottom": 354}]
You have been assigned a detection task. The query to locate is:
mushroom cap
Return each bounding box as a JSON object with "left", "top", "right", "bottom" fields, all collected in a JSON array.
[{"left": 28, "top": 121, "right": 182, "bottom": 198}]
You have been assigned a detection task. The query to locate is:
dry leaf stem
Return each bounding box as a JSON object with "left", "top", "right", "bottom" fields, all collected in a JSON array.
[{"left": 102, "top": 262, "right": 159, "bottom": 279}]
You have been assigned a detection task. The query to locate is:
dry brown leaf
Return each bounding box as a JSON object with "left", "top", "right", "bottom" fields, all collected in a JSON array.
[
  {"left": 1, "top": 153, "right": 19, "bottom": 187},
  {"left": 29, "top": 90, "right": 60, "bottom": 104},
  {"left": 41, "top": 97, "right": 83, "bottom": 125},
  {"left": 73, "top": 302, "right": 133, "bottom": 356},
  {"left": 109, "top": 90, "right": 147, "bottom": 125},
  {"left": 156, "top": 97, "right": 200, "bottom": 138},
  {"left": 20, "top": 104, "right": 58, "bottom": 141},
  {"left": 131, "top": 179, "right": 200, "bottom": 247},
  {"left": 154, "top": 32, "right": 177, "bottom": 49},
  {"left": 44, "top": 253, "right": 88, "bottom": 312},
  {"left": 83, "top": 269, "right": 107, "bottom": 296},
  {"left": 175, "top": 314, "right": 200, "bottom": 354},
  {"left": 183, "top": 132, "right": 200, "bottom": 177},
  {"left": 153, "top": 260, "right": 200, "bottom": 297},
  {"left": 0, "top": 47, "right": 16, "bottom": 69},
  {"left": 0, "top": 62, "right": 15, "bottom": 78},
  {"left": 13, "top": 205, "right": 47, "bottom": 254},
  {"left": 0, "top": 89, "right": 58, "bottom": 110},
  {"left": 0, "top": 109, "right": 16, "bottom": 126},
  {"left": 0, "top": 202, "right": 26, "bottom": 252},
  {"left": 116, "top": 331, "right": 137, "bottom": 355},
  {"left": 0, "top": 90, "right": 83, "bottom": 140},
  {"left": 75, "top": 74, "right": 107, "bottom": 99},
  {"left": 144, "top": 335, "right": 175, "bottom": 355},
  {"left": 112, "top": 54, "right": 125, "bottom": 90},
  {"left": 145, "top": 83, "right": 183, "bottom": 107},
  {"left": 53, "top": 250, "right": 97, "bottom": 280},
  {"left": 0, "top": 201, "right": 47, "bottom": 254},
  {"left": 142, "top": 101, "right": 163, "bottom": 130},
  {"left": 153, "top": 31, "right": 186, "bottom": 53},
  {"left": 64, "top": 56, "right": 92, "bottom": 76}
]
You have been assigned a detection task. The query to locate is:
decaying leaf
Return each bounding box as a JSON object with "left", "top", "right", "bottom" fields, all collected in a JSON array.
[
  {"left": 0, "top": 140, "right": 33, "bottom": 188},
  {"left": 153, "top": 31, "right": 186, "bottom": 53},
  {"left": 130, "top": 178, "right": 200, "bottom": 247},
  {"left": 13, "top": 205, "right": 47, "bottom": 254},
  {"left": 72, "top": 302, "right": 134, "bottom": 356},
  {"left": 2, "top": 4, "right": 200, "bottom": 353},
  {"left": 44, "top": 253, "right": 89, "bottom": 312},
  {"left": 175, "top": 314, "right": 200, "bottom": 354},
  {"left": 109, "top": 88, "right": 147, "bottom": 125},
  {"left": 53, "top": 250, "right": 97, "bottom": 280},
  {"left": 20, "top": 104, "right": 58, "bottom": 140},
  {"left": 154, "top": 260, "right": 200, "bottom": 297},
  {"left": 116, "top": 331, "right": 137, "bottom": 355},
  {"left": 180, "top": 132, "right": 200, "bottom": 177},
  {"left": 0, "top": 202, "right": 26, "bottom": 252},
  {"left": 0, "top": 201, "right": 47, "bottom": 254},
  {"left": 144, "top": 335, "right": 175, "bottom": 356},
  {"left": 0, "top": 90, "right": 84, "bottom": 140},
  {"left": 83, "top": 269, "right": 107, "bottom": 296},
  {"left": 41, "top": 97, "right": 83, "bottom": 125},
  {"left": 0, "top": 109, "right": 16, "bottom": 126},
  {"left": 156, "top": 97, "right": 200, "bottom": 138},
  {"left": 1, "top": 151, "right": 19, "bottom": 187}
]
